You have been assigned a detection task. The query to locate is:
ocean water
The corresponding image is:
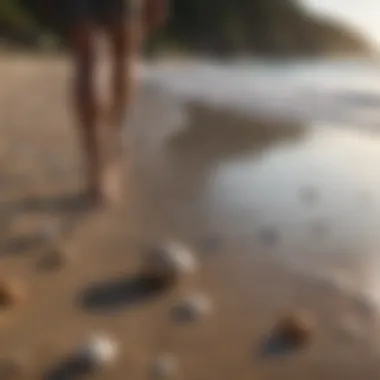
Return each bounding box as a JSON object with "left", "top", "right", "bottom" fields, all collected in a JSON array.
[
  {"left": 138, "top": 58, "right": 380, "bottom": 308},
  {"left": 140, "top": 58, "right": 380, "bottom": 130}
]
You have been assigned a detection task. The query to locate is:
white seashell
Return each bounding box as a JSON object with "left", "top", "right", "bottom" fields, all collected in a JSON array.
[
  {"left": 76, "top": 334, "right": 118, "bottom": 367},
  {"left": 150, "top": 353, "right": 178, "bottom": 379},
  {"left": 173, "top": 293, "right": 213, "bottom": 321},
  {"left": 144, "top": 242, "right": 198, "bottom": 284}
]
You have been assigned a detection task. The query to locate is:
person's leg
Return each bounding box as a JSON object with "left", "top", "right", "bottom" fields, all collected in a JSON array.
[
  {"left": 95, "top": 0, "right": 142, "bottom": 203},
  {"left": 67, "top": 16, "right": 102, "bottom": 204},
  {"left": 103, "top": 0, "right": 141, "bottom": 132},
  {"left": 103, "top": 0, "right": 167, "bottom": 128}
]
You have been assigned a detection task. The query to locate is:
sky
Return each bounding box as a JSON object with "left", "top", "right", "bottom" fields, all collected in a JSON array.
[{"left": 303, "top": 0, "right": 380, "bottom": 48}]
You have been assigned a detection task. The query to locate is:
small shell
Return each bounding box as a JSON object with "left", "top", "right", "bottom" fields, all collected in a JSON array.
[
  {"left": 75, "top": 334, "right": 118, "bottom": 368},
  {"left": 143, "top": 242, "right": 198, "bottom": 287},
  {"left": 150, "top": 354, "right": 178, "bottom": 379},
  {"left": 172, "top": 293, "right": 213, "bottom": 322}
]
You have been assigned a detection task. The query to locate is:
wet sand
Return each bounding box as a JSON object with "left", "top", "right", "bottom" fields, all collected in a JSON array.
[{"left": 1, "top": 55, "right": 380, "bottom": 379}]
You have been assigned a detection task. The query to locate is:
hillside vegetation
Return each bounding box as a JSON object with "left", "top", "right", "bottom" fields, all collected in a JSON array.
[{"left": 0, "top": 0, "right": 373, "bottom": 56}]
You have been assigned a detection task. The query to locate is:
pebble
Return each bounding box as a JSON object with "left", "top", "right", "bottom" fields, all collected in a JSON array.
[
  {"left": 274, "top": 310, "right": 315, "bottom": 347},
  {"left": 75, "top": 334, "right": 119, "bottom": 369},
  {"left": 143, "top": 242, "right": 198, "bottom": 287},
  {"left": 0, "top": 280, "right": 22, "bottom": 309},
  {"left": 149, "top": 354, "right": 178, "bottom": 379},
  {"left": 172, "top": 293, "right": 213, "bottom": 322}
]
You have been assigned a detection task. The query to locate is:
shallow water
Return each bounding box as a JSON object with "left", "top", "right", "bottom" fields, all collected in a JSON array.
[
  {"left": 140, "top": 58, "right": 380, "bottom": 129},
  {"left": 133, "top": 60, "right": 380, "bottom": 308},
  {"left": 207, "top": 126, "right": 380, "bottom": 297}
]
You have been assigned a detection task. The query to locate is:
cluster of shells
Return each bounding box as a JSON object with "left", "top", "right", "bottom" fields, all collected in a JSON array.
[{"left": 0, "top": 239, "right": 317, "bottom": 379}]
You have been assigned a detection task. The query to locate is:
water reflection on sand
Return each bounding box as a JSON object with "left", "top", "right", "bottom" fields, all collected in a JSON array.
[{"left": 131, "top": 86, "right": 380, "bottom": 309}]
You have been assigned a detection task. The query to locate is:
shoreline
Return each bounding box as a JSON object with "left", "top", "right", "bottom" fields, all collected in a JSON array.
[{"left": 1, "top": 55, "right": 380, "bottom": 378}]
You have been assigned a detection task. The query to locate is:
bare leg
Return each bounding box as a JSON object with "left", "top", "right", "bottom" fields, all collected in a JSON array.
[
  {"left": 100, "top": 17, "right": 141, "bottom": 203},
  {"left": 69, "top": 23, "right": 102, "bottom": 205},
  {"left": 106, "top": 17, "right": 141, "bottom": 133}
]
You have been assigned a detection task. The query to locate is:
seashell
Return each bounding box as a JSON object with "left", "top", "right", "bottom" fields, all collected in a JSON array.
[
  {"left": 142, "top": 241, "right": 198, "bottom": 287},
  {"left": 75, "top": 334, "right": 118, "bottom": 368},
  {"left": 172, "top": 293, "right": 213, "bottom": 322}
]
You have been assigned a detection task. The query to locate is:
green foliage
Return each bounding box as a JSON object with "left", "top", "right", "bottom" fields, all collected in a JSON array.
[
  {"left": 0, "top": 0, "right": 370, "bottom": 55},
  {"left": 0, "top": 0, "right": 36, "bottom": 30}
]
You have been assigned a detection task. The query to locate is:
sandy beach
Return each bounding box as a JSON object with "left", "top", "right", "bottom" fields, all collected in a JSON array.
[{"left": 1, "top": 55, "right": 380, "bottom": 379}]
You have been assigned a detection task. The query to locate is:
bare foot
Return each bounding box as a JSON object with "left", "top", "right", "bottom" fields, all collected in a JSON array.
[
  {"left": 98, "top": 111, "right": 127, "bottom": 206},
  {"left": 101, "top": 158, "right": 124, "bottom": 205}
]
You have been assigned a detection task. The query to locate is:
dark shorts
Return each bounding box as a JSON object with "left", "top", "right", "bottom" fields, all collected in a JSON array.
[{"left": 60, "top": 0, "right": 135, "bottom": 30}]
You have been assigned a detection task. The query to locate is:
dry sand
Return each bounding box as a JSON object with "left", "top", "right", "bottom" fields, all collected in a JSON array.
[{"left": 0, "top": 54, "right": 380, "bottom": 379}]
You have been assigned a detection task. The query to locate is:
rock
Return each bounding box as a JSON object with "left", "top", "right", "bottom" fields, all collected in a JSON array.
[
  {"left": 150, "top": 354, "right": 178, "bottom": 379},
  {"left": 0, "top": 280, "right": 22, "bottom": 309},
  {"left": 75, "top": 334, "right": 119, "bottom": 369},
  {"left": 172, "top": 293, "right": 213, "bottom": 322},
  {"left": 142, "top": 242, "right": 198, "bottom": 288},
  {"left": 274, "top": 310, "right": 315, "bottom": 347}
]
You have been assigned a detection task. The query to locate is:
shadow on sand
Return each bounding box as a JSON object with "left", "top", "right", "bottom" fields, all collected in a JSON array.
[
  {"left": 258, "top": 330, "right": 303, "bottom": 358},
  {"left": 79, "top": 274, "right": 169, "bottom": 313},
  {"left": 43, "top": 357, "right": 93, "bottom": 380}
]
